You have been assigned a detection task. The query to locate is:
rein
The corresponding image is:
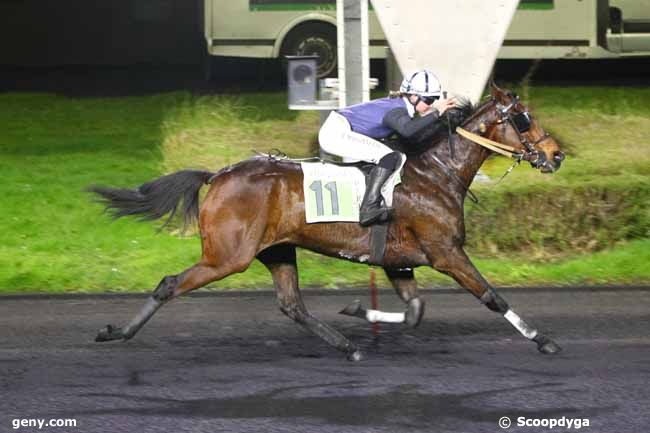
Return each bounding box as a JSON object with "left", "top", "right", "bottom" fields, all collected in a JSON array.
[{"left": 455, "top": 127, "right": 522, "bottom": 159}]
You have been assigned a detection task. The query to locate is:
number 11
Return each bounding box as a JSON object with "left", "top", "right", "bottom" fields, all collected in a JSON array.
[{"left": 309, "top": 180, "right": 339, "bottom": 216}]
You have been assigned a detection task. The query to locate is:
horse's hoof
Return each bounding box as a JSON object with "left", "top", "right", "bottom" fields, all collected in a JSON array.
[
  {"left": 347, "top": 349, "right": 365, "bottom": 362},
  {"left": 339, "top": 300, "right": 366, "bottom": 319},
  {"left": 405, "top": 298, "right": 425, "bottom": 328},
  {"left": 95, "top": 324, "right": 124, "bottom": 342},
  {"left": 534, "top": 334, "right": 562, "bottom": 355}
]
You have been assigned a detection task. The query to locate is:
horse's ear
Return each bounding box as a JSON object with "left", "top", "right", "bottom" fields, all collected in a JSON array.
[
  {"left": 486, "top": 68, "right": 499, "bottom": 95},
  {"left": 489, "top": 80, "right": 507, "bottom": 103}
]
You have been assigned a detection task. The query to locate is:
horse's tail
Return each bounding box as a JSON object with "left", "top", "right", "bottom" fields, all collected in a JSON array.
[{"left": 87, "top": 169, "right": 215, "bottom": 230}]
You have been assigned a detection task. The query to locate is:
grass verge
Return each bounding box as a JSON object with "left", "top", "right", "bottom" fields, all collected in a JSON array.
[{"left": 0, "top": 87, "right": 648, "bottom": 293}]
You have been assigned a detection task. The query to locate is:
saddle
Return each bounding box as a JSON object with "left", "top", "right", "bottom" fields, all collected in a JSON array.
[
  {"left": 300, "top": 159, "right": 400, "bottom": 266},
  {"left": 255, "top": 150, "right": 400, "bottom": 265}
]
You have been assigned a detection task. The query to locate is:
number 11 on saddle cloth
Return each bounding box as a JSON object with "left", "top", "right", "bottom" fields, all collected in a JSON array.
[{"left": 300, "top": 161, "right": 403, "bottom": 224}]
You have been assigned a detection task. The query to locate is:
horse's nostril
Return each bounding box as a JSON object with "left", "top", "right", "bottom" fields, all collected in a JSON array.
[{"left": 553, "top": 151, "right": 565, "bottom": 162}]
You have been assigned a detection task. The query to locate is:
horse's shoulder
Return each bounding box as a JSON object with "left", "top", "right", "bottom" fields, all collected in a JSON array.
[{"left": 397, "top": 161, "right": 465, "bottom": 213}]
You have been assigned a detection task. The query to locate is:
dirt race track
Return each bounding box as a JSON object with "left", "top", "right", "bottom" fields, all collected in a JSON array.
[{"left": 1, "top": 287, "right": 649, "bottom": 433}]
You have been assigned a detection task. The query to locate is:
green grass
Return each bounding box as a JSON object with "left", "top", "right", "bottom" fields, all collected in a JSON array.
[
  {"left": 0, "top": 87, "right": 648, "bottom": 294},
  {"left": 464, "top": 86, "right": 650, "bottom": 255}
]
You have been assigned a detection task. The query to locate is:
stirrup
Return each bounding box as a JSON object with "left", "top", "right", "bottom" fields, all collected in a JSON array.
[{"left": 359, "top": 206, "right": 393, "bottom": 226}]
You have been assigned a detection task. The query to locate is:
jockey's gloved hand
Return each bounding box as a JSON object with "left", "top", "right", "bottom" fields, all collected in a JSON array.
[{"left": 432, "top": 97, "right": 457, "bottom": 115}]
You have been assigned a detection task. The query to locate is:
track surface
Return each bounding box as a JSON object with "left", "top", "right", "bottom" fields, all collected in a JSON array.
[{"left": 1, "top": 288, "right": 649, "bottom": 433}]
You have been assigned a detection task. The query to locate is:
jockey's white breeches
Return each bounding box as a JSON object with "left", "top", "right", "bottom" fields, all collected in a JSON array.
[
  {"left": 318, "top": 111, "right": 406, "bottom": 207},
  {"left": 318, "top": 111, "right": 394, "bottom": 163}
]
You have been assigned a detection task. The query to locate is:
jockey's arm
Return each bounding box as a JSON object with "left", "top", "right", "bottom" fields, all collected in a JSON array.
[{"left": 382, "top": 107, "right": 443, "bottom": 140}]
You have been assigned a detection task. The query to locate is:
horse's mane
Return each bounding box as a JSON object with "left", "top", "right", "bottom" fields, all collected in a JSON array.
[
  {"left": 458, "top": 97, "right": 495, "bottom": 127},
  {"left": 449, "top": 97, "right": 475, "bottom": 126}
]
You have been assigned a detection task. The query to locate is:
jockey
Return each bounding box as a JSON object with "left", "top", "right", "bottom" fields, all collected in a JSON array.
[{"left": 318, "top": 69, "right": 457, "bottom": 226}]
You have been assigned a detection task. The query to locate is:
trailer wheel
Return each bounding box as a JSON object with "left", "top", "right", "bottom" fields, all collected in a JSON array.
[{"left": 280, "top": 22, "right": 337, "bottom": 78}]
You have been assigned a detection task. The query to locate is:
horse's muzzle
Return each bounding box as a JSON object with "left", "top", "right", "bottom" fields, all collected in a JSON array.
[{"left": 527, "top": 150, "right": 564, "bottom": 173}]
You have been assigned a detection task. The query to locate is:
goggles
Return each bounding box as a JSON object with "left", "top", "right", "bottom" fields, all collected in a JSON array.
[{"left": 418, "top": 95, "right": 440, "bottom": 106}]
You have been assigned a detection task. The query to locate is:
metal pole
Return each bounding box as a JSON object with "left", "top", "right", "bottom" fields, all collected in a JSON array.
[
  {"left": 337, "top": 1, "right": 377, "bottom": 327},
  {"left": 386, "top": 47, "right": 403, "bottom": 93},
  {"left": 369, "top": 268, "right": 379, "bottom": 336},
  {"left": 337, "top": 0, "right": 370, "bottom": 161},
  {"left": 338, "top": 0, "right": 370, "bottom": 107}
]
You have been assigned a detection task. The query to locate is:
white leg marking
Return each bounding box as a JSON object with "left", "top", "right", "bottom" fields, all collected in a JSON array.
[
  {"left": 504, "top": 309, "right": 538, "bottom": 340},
  {"left": 366, "top": 309, "right": 405, "bottom": 323}
]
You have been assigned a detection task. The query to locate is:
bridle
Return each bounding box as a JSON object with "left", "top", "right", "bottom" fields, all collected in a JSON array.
[
  {"left": 456, "top": 96, "right": 562, "bottom": 172},
  {"left": 429, "top": 94, "right": 566, "bottom": 203},
  {"left": 428, "top": 95, "right": 564, "bottom": 204},
  {"left": 495, "top": 95, "right": 553, "bottom": 167}
]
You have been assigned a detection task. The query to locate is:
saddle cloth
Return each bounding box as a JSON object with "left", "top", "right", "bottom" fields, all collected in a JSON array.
[{"left": 300, "top": 161, "right": 402, "bottom": 223}]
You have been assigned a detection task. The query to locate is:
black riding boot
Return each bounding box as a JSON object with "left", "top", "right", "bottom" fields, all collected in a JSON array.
[{"left": 359, "top": 152, "right": 401, "bottom": 227}]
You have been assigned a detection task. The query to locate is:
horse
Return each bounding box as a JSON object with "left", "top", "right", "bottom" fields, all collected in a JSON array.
[{"left": 89, "top": 83, "right": 565, "bottom": 361}]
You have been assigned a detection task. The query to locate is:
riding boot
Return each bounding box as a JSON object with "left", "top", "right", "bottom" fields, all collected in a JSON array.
[{"left": 359, "top": 152, "right": 402, "bottom": 226}]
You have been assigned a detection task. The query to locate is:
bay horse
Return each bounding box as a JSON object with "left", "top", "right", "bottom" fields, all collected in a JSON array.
[{"left": 90, "top": 83, "right": 565, "bottom": 361}]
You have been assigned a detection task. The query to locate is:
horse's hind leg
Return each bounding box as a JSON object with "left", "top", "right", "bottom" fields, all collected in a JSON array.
[
  {"left": 258, "top": 245, "right": 364, "bottom": 362},
  {"left": 386, "top": 268, "right": 425, "bottom": 327},
  {"left": 95, "top": 260, "right": 248, "bottom": 342},
  {"left": 339, "top": 268, "right": 424, "bottom": 328},
  {"left": 430, "top": 246, "right": 561, "bottom": 355}
]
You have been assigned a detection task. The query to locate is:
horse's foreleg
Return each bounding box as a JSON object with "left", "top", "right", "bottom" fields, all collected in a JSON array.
[
  {"left": 339, "top": 268, "right": 424, "bottom": 328},
  {"left": 95, "top": 263, "right": 229, "bottom": 342},
  {"left": 431, "top": 247, "right": 561, "bottom": 354},
  {"left": 258, "top": 246, "right": 364, "bottom": 362}
]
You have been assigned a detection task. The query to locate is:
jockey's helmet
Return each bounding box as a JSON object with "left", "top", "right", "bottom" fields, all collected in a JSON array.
[{"left": 399, "top": 70, "right": 442, "bottom": 98}]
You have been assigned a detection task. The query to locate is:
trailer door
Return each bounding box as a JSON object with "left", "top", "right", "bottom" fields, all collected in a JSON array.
[{"left": 608, "top": 0, "right": 650, "bottom": 53}]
